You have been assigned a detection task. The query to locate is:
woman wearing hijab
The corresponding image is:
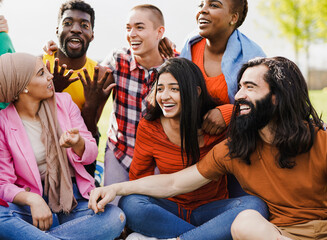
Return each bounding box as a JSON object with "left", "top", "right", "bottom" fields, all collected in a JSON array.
[{"left": 0, "top": 53, "right": 125, "bottom": 240}]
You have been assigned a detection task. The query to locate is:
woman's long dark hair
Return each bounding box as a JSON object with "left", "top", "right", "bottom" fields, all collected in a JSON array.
[
  {"left": 227, "top": 56, "right": 323, "bottom": 168},
  {"left": 145, "top": 58, "right": 219, "bottom": 166}
]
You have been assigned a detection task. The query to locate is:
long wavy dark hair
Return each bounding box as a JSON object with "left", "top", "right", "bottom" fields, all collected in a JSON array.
[
  {"left": 227, "top": 56, "right": 323, "bottom": 168},
  {"left": 145, "top": 58, "right": 219, "bottom": 167}
]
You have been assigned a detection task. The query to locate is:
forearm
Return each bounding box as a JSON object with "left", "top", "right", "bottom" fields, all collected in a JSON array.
[
  {"left": 13, "top": 191, "right": 40, "bottom": 206},
  {"left": 81, "top": 103, "right": 98, "bottom": 136},
  {"left": 114, "top": 165, "right": 211, "bottom": 198},
  {"left": 71, "top": 136, "right": 85, "bottom": 157}
]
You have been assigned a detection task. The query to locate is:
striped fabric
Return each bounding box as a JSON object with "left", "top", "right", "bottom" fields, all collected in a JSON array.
[{"left": 129, "top": 118, "right": 229, "bottom": 211}]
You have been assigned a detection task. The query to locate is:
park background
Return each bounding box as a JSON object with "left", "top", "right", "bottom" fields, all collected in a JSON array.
[{"left": 2, "top": 0, "right": 326, "bottom": 183}]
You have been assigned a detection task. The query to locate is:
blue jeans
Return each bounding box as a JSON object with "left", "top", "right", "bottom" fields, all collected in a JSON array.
[
  {"left": 0, "top": 184, "right": 126, "bottom": 240},
  {"left": 119, "top": 194, "right": 268, "bottom": 240}
]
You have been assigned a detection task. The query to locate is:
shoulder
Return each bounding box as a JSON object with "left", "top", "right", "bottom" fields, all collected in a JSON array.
[
  {"left": 55, "top": 92, "right": 74, "bottom": 110},
  {"left": 314, "top": 128, "right": 327, "bottom": 147},
  {"left": 138, "top": 118, "right": 161, "bottom": 134},
  {"left": 233, "top": 30, "right": 266, "bottom": 57},
  {"left": 101, "top": 48, "right": 132, "bottom": 70}
]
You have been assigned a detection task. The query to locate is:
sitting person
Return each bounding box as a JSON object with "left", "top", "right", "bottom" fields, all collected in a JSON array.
[
  {"left": 108, "top": 58, "right": 268, "bottom": 239},
  {"left": 0, "top": 53, "right": 125, "bottom": 239},
  {"left": 89, "top": 56, "right": 326, "bottom": 240}
]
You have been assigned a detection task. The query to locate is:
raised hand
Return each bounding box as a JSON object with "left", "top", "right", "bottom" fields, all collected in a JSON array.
[
  {"left": 79, "top": 66, "right": 115, "bottom": 136},
  {"left": 46, "top": 58, "right": 79, "bottom": 92},
  {"left": 60, "top": 128, "right": 85, "bottom": 157},
  {"left": 43, "top": 40, "right": 58, "bottom": 56},
  {"left": 78, "top": 66, "right": 115, "bottom": 108}
]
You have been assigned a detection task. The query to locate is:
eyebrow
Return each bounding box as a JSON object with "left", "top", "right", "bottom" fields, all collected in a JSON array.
[
  {"left": 157, "top": 83, "right": 179, "bottom": 86},
  {"left": 63, "top": 17, "right": 91, "bottom": 23},
  {"left": 209, "top": 0, "right": 223, "bottom": 4},
  {"left": 242, "top": 81, "right": 258, "bottom": 86}
]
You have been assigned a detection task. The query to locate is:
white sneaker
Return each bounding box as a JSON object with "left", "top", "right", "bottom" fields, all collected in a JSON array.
[{"left": 126, "top": 232, "right": 176, "bottom": 240}]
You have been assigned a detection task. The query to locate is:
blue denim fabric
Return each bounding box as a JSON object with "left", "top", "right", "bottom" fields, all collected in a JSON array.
[
  {"left": 119, "top": 194, "right": 268, "bottom": 240},
  {"left": 0, "top": 184, "right": 125, "bottom": 240}
]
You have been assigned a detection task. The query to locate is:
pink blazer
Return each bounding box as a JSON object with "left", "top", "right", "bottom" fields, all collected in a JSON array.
[{"left": 0, "top": 93, "right": 98, "bottom": 202}]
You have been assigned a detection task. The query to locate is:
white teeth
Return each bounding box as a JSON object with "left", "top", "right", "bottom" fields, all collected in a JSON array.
[
  {"left": 70, "top": 38, "right": 81, "bottom": 42},
  {"left": 131, "top": 41, "right": 141, "bottom": 46},
  {"left": 163, "top": 104, "right": 175, "bottom": 107},
  {"left": 199, "top": 19, "right": 209, "bottom": 24},
  {"left": 240, "top": 105, "right": 250, "bottom": 110}
]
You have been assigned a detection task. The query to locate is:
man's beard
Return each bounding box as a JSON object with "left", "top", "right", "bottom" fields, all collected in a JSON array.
[
  {"left": 231, "top": 92, "right": 276, "bottom": 136},
  {"left": 59, "top": 36, "right": 89, "bottom": 59}
]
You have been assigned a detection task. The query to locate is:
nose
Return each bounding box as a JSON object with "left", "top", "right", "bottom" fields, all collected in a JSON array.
[
  {"left": 234, "top": 87, "right": 246, "bottom": 101},
  {"left": 160, "top": 89, "right": 171, "bottom": 100},
  {"left": 198, "top": 3, "right": 208, "bottom": 14},
  {"left": 46, "top": 70, "right": 54, "bottom": 81},
  {"left": 71, "top": 22, "right": 82, "bottom": 33},
  {"left": 128, "top": 27, "right": 137, "bottom": 38}
]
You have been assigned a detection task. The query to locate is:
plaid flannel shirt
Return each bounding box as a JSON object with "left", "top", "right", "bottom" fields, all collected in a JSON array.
[{"left": 102, "top": 48, "right": 159, "bottom": 170}]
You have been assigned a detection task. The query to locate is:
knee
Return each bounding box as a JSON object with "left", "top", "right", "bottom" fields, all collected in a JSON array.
[
  {"left": 231, "top": 210, "right": 261, "bottom": 239},
  {"left": 105, "top": 204, "right": 126, "bottom": 228},
  {"left": 118, "top": 194, "right": 149, "bottom": 214},
  {"left": 241, "top": 195, "right": 269, "bottom": 219}
]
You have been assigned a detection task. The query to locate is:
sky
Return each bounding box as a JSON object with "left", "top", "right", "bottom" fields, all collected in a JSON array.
[{"left": 1, "top": 0, "right": 327, "bottom": 72}]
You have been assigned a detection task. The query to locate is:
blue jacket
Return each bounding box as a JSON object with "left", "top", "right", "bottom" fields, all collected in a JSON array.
[{"left": 181, "top": 30, "right": 266, "bottom": 103}]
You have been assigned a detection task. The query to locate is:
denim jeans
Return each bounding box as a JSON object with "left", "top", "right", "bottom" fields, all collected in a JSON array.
[
  {"left": 0, "top": 184, "right": 126, "bottom": 240},
  {"left": 119, "top": 194, "right": 268, "bottom": 240}
]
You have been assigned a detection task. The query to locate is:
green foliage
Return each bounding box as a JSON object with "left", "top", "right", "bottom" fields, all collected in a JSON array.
[{"left": 259, "top": 0, "right": 327, "bottom": 59}]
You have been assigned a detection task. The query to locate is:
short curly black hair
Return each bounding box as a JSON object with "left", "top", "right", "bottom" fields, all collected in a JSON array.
[{"left": 58, "top": 0, "right": 95, "bottom": 29}]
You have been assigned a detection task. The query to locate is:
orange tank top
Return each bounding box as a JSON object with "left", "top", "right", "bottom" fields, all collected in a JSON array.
[{"left": 191, "top": 39, "right": 229, "bottom": 104}]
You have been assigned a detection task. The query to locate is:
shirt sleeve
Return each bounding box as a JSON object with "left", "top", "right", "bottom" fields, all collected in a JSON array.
[
  {"left": 197, "top": 140, "right": 230, "bottom": 181},
  {"left": 60, "top": 93, "right": 98, "bottom": 165},
  {"left": 129, "top": 119, "right": 156, "bottom": 181},
  {"left": 216, "top": 104, "right": 234, "bottom": 126}
]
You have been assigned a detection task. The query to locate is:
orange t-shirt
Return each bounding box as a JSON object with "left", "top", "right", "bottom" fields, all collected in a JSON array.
[
  {"left": 191, "top": 39, "right": 233, "bottom": 125},
  {"left": 130, "top": 118, "right": 228, "bottom": 211},
  {"left": 197, "top": 129, "right": 327, "bottom": 227}
]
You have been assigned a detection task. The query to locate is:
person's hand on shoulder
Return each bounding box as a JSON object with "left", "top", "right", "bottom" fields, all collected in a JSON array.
[
  {"left": 202, "top": 108, "right": 226, "bottom": 135},
  {"left": 43, "top": 40, "right": 58, "bottom": 56},
  {"left": 159, "top": 37, "right": 176, "bottom": 59},
  {"left": 0, "top": 15, "right": 9, "bottom": 33},
  {"left": 46, "top": 59, "right": 79, "bottom": 92}
]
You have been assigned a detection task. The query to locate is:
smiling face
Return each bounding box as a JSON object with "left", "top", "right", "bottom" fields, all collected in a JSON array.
[
  {"left": 57, "top": 9, "right": 94, "bottom": 58},
  {"left": 25, "top": 58, "right": 54, "bottom": 101},
  {"left": 196, "top": 0, "right": 237, "bottom": 39},
  {"left": 234, "top": 64, "right": 276, "bottom": 131},
  {"left": 235, "top": 65, "right": 271, "bottom": 115},
  {"left": 156, "top": 73, "right": 181, "bottom": 120},
  {"left": 126, "top": 8, "right": 163, "bottom": 59}
]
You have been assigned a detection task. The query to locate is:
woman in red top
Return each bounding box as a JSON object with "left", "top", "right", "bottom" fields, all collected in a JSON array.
[{"left": 112, "top": 58, "right": 267, "bottom": 240}]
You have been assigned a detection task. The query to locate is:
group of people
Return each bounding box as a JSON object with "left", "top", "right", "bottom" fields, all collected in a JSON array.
[{"left": 0, "top": 0, "right": 326, "bottom": 240}]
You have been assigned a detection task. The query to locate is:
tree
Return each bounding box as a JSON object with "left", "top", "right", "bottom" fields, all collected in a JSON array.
[{"left": 259, "top": 0, "right": 326, "bottom": 80}]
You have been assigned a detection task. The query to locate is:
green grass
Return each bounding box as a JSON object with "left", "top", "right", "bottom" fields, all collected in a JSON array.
[{"left": 309, "top": 89, "right": 327, "bottom": 122}]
